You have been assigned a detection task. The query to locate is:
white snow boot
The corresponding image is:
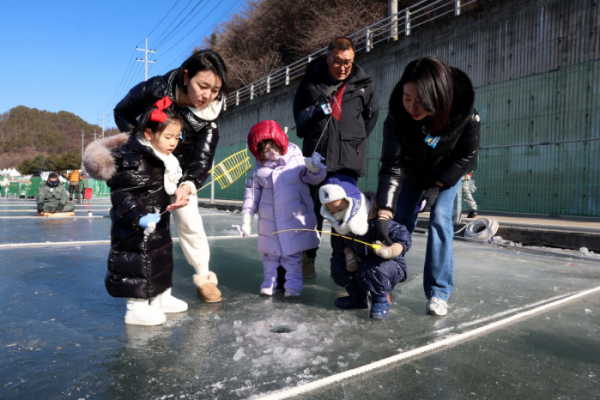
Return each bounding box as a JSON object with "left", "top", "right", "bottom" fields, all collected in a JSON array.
[
  {"left": 150, "top": 288, "right": 188, "bottom": 314},
  {"left": 125, "top": 298, "right": 167, "bottom": 326}
]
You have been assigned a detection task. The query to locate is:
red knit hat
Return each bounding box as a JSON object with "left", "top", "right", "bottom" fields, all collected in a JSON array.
[{"left": 247, "top": 120, "right": 289, "bottom": 160}]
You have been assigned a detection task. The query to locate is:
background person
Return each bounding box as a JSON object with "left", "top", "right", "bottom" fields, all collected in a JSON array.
[
  {"left": 293, "top": 37, "right": 379, "bottom": 279},
  {"left": 36, "top": 173, "right": 75, "bottom": 214},
  {"left": 461, "top": 171, "right": 478, "bottom": 219},
  {"left": 66, "top": 168, "right": 83, "bottom": 202},
  {"left": 375, "top": 56, "right": 480, "bottom": 317},
  {"left": 113, "top": 50, "right": 229, "bottom": 303}
]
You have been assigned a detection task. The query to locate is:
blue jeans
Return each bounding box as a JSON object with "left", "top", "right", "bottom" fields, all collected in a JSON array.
[{"left": 392, "top": 178, "right": 462, "bottom": 301}]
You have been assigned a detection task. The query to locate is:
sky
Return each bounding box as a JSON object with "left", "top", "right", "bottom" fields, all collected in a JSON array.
[{"left": 0, "top": 0, "right": 246, "bottom": 129}]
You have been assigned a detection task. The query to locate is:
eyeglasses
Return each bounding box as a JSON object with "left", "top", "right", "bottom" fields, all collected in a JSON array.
[{"left": 329, "top": 55, "right": 354, "bottom": 69}]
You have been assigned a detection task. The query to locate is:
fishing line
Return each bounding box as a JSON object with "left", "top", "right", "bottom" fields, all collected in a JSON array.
[{"left": 272, "top": 228, "right": 381, "bottom": 249}]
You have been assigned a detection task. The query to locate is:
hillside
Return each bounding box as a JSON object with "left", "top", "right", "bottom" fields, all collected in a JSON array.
[{"left": 0, "top": 106, "right": 118, "bottom": 169}]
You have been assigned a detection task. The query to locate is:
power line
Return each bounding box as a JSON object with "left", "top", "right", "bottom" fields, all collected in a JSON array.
[
  {"left": 102, "top": 50, "right": 137, "bottom": 114},
  {"left": 154, "top": 0, "right": 212, "bottom": 51},
  {"left": 138, "top": 0, "right": 182, "bottom": 46},
  {"left": 152, "top": 0, "right": 195, "bottom": 47},
  {"left": 154, "top": 0, "right": 208, "bottom": 49},
  {"left": 157, "top": 0, "right": 246, "bottom": 74},
  {"left": 115, "top": 62, "right": 144, "bottom": 108},
  {"left": 155, "top": 0, "right": 226, "bottom": 61}
]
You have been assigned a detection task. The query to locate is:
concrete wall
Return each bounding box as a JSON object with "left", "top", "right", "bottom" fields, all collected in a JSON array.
[
  {"left": 219, "top": 0, "right": 600, "bottom": 145},
  {"left": 212, "top": 0, "right": 600, "bottom": 217}
]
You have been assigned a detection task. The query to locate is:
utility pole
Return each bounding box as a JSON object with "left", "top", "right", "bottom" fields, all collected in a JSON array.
[
  {"left": 389, "top": 0, "right": 398, "bottom": 41},
  {"left": 136, "top": 37, "right": 156, "bottom": 81},
  {"left": 81, "top": 130, "right": 84, "bottom": 161},
  {"left": 98, "top": 113, "right": 109, "bottom": 138},
  {"left": 92, "top": 130, "right": 100, "bottom": 141}
]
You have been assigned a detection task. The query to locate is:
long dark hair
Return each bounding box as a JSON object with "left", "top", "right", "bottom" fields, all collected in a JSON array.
[
  {"left": 177, "top": 50, "right": 230, "bottom": 99},
  {"left": 397, "top": 56, "right": 454, "bottom": 134}
]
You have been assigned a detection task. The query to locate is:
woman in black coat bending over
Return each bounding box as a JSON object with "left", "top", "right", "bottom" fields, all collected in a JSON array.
[
  {"left": 375, "top": 56, "right": 480, "bottom": 316},
  {"left": 113, "top": 50, "right": 229, "bottom": 303}
]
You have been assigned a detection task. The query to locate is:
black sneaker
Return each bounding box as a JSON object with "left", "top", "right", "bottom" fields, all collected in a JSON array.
[{"left": 467, "top": 211, "right": 478, "bottom": 218}]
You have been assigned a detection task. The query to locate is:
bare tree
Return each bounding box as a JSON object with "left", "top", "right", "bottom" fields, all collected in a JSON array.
[{"left": 197, "top": 0, "right": 387, "bottom": 89}]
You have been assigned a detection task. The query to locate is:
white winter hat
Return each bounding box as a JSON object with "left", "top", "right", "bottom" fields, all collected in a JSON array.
[{"left": 319, "top": 175, "right": 361, "bottom": 206}]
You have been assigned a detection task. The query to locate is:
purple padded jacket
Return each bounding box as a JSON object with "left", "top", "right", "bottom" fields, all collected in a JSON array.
[{"left": 242, "top": 143, "right": 326, "bottom": 256}]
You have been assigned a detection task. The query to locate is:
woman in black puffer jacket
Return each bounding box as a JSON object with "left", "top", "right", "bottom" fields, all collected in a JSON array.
[
  {"left": 113, "top": 50, "right": 229, "bottom": 303},
  {"left": 375, "top": 56, "right": 480, "bottom": 317}
]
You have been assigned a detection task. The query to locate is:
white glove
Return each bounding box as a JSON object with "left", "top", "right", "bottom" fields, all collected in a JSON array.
[
  {"left": 304, "top": 152, "right": 324, "bottom": 173},
  {"left": 241, "top": 213, "right": 252, "bottom": 237},
  {"left": 144, "top": 222, "right": 156, "bottom": 236},
  {"left": 373, "top": 241, "right": 404, "bottom": 259}
]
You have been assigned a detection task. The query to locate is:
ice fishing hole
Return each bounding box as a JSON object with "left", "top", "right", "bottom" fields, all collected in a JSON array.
[{"left": 270, "top": 326, "right": 295, "bottom": 334}]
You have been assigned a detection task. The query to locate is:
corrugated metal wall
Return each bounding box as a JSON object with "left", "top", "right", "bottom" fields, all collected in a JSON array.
[{"left": 209, "top": 0, "right": 600, "bottom": 216}]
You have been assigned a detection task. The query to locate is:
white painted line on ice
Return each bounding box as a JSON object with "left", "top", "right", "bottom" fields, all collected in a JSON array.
[
  {"left": 257, "top": 285, "right": 600, "bottom": 400},
  {"left": 0, "top": 216, "right": 106, "bottom": 220},
  {"left": 0, "top": 234, "right": 257, "bottom": 249},
  {"left": 0, "top": 213, "right": 227, "bottom": 219}
]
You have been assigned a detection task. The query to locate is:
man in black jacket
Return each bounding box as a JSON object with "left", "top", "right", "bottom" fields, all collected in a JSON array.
[{"left": 293, "top": 37, "right": 379, "bottom": 278}]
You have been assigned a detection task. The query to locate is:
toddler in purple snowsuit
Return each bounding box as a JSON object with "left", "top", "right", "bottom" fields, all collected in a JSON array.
[{"left": 241, "top": 120, "right": 326, "bottom": 297}]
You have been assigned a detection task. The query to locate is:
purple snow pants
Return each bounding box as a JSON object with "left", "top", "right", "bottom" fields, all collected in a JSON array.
[{"left": 262, "top": 252, "right": 303, "bottom": 293}]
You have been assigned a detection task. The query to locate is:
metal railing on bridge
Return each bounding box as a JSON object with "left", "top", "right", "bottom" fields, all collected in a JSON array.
[{"left": 223, "top": 0, "right": 475, "bottom": 110}]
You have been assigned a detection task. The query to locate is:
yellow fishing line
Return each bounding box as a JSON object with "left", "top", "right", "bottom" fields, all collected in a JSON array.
[{"left": 271, "top": 229, "right": 382, "bottom": 250}]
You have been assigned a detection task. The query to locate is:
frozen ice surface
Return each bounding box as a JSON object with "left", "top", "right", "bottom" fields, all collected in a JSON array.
[
  {"left": 0, "top": 203, "right": 245, "bottom": 244},
  {"left": 1, "top": 198, "right": 600, "bottom": 398},
  {"left": 300, "top": 297, "right": 600, "bottom": 400}
]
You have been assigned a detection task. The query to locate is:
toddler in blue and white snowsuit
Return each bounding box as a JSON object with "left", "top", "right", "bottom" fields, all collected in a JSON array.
[{"left": 319, "top": 175, "right": 411, "bottom": 319}]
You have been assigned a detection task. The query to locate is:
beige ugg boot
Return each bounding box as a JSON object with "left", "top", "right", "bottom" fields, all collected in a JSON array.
[
  {"left": 302, "top": 252, "right": 317, "bottom": 279},
  {"left": 194, "top": 272, "right": 222, "bottom": 303}
]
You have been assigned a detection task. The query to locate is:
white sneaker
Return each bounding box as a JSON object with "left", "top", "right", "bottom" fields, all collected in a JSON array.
[
  {"left": 260, "top": 287, "right": 275, "bottom": 296},
  {"left": 426, "top": 297, "right": 448, "bottom": 316},
  {"left": 284, "top": 288, "right": 301, "bottom": 298},
  {"left": 125, "top": 298, "right": 167, "bottom": 326},
  {"left": 149, "top": 288, "right": 188, "bottom": 314}
]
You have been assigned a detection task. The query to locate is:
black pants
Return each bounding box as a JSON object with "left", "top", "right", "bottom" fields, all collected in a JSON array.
[
  {"left": 305, "top": 171, "right": 360, "bottom": 259},
  {"left": 68, "top": 183, "right": 80, "bottom": 200}
]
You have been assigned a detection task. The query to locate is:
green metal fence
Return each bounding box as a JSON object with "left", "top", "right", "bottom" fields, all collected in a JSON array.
[
  {"left": 207, "top": 59, "right": 600, "bottom": 217},
  {"left": 82, "top": 179, "right": 110, "bottom": 198}
]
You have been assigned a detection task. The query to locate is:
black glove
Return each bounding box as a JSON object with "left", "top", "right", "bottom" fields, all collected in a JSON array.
[
  {"left": 37, "top": 203, "right": 44, "bottom": 213},
  {"left": 56, "top": 203, "right": 64, "bottom": 212},
  {"left": 420, "top": 186, "right": 441, "bottom": 213},
  {"left": 376, "top": 218, "right": 393, "bottom": 247},
  {"left": 49, "top": 207, "right": 56, "bottom": 213}
]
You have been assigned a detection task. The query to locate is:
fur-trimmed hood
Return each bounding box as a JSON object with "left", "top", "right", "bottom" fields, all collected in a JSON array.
[
  {"left": 83, "top": 133, "right": 129, "bottom": 181},
  {"left": 321, "top": 192, "right": 378, "bottom": 236}
]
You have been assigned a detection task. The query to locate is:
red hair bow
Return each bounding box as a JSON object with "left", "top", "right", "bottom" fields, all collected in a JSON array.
[{"left": 150, "top": 96, "right": 173, "bottom": 123}]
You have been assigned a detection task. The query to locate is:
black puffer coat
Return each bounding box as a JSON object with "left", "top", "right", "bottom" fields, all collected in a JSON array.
[
  {"left": 376, "top": 67, "right": 480, "bottom": 211},
  {"left": 106, "top": 136, "right": 173, "bottom": 299},
  {"left": 293, "top": 56, "right": 379, "bottom": 177},
  {"left": 113, "top": 69, "right": 218, "bottom": 190}
]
